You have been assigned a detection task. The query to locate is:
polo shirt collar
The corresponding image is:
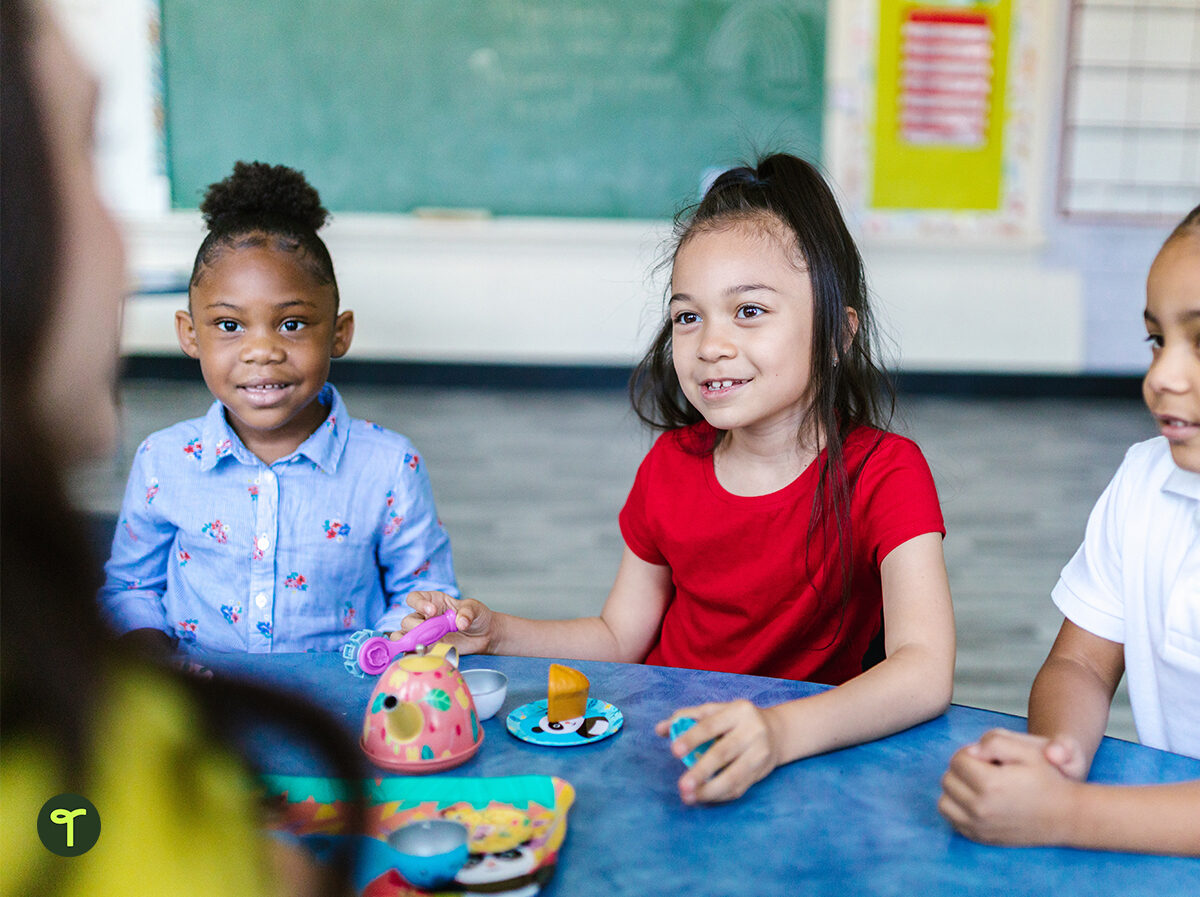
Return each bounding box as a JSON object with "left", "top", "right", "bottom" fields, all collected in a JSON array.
[
  {"left": 1162, "top": 463, "right": 1200, "bottom": 502},
  {"left": 199, "top": 383, "right": 348, "bottom": 473}
]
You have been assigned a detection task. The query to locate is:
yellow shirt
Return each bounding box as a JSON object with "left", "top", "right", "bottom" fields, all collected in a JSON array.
[{"left": 1, "top": 664, "right": 274, "bottom": 897}]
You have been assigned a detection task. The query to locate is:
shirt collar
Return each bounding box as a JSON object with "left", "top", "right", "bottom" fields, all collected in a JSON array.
[
  {"left": 198, "top": 383, "right": 349, "bottom": 473},
  {"left": 1162, "top": 463, "right": 1200, "bottom": 502}
]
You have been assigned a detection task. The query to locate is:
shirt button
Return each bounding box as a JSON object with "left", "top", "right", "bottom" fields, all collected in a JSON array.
[
  {"left": 256, "top": 535, "right": 270, "bottom": 551},
  {"left": 262, "top": 470, "right": 275, "bottom": 485},
  {"left": 255, "top": 592, "right": 267, "bottom": 608}
]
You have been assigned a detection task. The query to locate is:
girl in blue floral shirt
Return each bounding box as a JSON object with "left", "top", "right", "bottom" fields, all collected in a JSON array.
[{"left": 99, "top": 162, "right": 458, "bottom": 653}]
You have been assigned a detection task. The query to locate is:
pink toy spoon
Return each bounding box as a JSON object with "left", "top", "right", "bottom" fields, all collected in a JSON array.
[{"left": 356, "top": 608, "right": 459, "bottom": 676}]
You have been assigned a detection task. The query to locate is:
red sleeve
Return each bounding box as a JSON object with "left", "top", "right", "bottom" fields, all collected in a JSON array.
[
  {"left": 852, "top": 433, "right": 945, "bottom": 567},
  {"left": 618, "top": 436, "right": 668, "bottom": 566}
]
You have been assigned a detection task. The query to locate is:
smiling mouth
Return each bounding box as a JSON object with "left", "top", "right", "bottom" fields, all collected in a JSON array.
[
  {"left": 702, "top": 378, "right": 749, "bottom": 391},
  {"left": 1157, "top": 414, "right": 1199, "bottom": 428},
  {"left": 239, "top": 382, "right": 293, "bottom": 404}
]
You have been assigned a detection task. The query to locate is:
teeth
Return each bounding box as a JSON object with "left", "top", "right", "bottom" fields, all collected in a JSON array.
[{"left": 708, "top": 380, "right": 737, "bottom": 389}]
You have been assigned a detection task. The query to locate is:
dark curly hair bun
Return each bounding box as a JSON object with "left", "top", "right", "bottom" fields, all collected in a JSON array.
[
  {"left": 200, "top": 160, "right": 328, "bottom": 233},
  {"left": 188, "top": 161, "right": 339, "bottom": 299}
]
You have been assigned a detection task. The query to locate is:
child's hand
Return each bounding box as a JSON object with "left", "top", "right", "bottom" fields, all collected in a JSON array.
[
  {"left": 118, "top": 627, "right": 175, "bottom": 659},
  {"left": 400, "top": 591, "right": 495, "bottom": 655},
  {"left": 1041, "top": 734, "right": 1089, "bottom": 781},
  {"left": 938, "top": 728, "right": 1082, "bottom": 846},
  {"left": 967, "top": 728, "right": 1089, "bottom": 781},
  {"left": 655, "top": 700, "right": 784, "bottom": 805}
]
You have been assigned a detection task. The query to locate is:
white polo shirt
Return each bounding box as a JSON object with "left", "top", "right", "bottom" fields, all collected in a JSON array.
[{"left": 1052, "top": 436, "right": 1200, "bottom": 758}]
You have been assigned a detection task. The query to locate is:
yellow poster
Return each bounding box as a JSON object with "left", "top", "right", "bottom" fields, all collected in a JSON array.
[{"left": 871, "top": 0, "right": 1011, "bottom": 210}]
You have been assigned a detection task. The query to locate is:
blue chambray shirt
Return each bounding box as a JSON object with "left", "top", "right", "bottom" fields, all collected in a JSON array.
[{"left": 99, "top": 384, "right": 459, "bottom": 653}]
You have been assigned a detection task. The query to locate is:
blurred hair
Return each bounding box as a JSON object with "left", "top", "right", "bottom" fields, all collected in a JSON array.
[
  {"left": 1, "top": 4, "right": 362, "bottom": 888},
  {"left": 1, "top": 0, "right": 103, "bottom": 785},
  {"left": 629, "top": 152, "right": 895, "bottom": 652},
  {"left": 1168, "top": 203, "right": 1200, "bottom": 243}
]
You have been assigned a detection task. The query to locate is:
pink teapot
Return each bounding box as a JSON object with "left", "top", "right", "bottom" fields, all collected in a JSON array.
[{"left": 360, "top": 644, "right": 483, "bottom": 773}]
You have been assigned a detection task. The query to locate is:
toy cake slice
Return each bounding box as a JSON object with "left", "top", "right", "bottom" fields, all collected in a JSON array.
[{"left": 547, "top": 663, "right": 589, "bottom": 722}]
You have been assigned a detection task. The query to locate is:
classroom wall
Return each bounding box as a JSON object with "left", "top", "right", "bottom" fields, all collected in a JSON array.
[
  {"left": 64, "top": 0, "right": 1184, "bottom": 376},
  {"left": 55, "top": 0, "right": 168, "bottom": 215}
]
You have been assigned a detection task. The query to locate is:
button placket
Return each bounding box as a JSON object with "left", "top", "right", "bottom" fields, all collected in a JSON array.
[
  {"left": 1163, "top": 509, "right": 1200, "bottom": 666},
  {"left": 248, "top": 465, "right": 280, "bottom": 652}
]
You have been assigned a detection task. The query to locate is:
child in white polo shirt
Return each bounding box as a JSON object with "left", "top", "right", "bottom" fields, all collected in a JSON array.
[{"left": 939, "top": 205, "right": 1200, "bottom": 856}]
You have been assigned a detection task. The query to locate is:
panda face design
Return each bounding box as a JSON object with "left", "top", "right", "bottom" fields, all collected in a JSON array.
[
  {"left": 534, "top": 714, "right": 584, "bottom": 734},
  {"left": 455, "top": 845, "right": 536, "bottom": 886},
  {"left": 531, "top": 714, "right": 610, "bottom": 739}
]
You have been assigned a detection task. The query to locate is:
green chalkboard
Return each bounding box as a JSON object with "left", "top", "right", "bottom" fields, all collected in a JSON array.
[{"left": 161, "top": 0, "right": 826, "bottom": 219}]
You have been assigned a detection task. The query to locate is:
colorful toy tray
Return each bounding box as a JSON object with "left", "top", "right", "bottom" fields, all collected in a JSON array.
[{"left": 263, "top": 773, "right": 575, "bottom": 896}]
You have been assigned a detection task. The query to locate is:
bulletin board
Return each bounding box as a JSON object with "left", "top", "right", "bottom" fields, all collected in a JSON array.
[
  {"left": 826, "top": 0, "right": 1044, "bottom": 241},
  {"left": 871, "top": 1, "right": 1012, "bottom": 211},
  {"left": 159, "top": 0, "right": 829, "bottom": 220},
  {"left": 1058, "top": 0, "right": 1200, "bottom": 223}
]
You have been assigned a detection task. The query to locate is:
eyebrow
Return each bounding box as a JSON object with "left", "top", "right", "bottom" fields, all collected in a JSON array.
[
  {"left": 1144, "top": 309, "right": 1200, "bottom": 325},
  {"left": 668, "top": 283, "right": 777, "bottom": 304},
  {"left": 203, "top": 298, "right": 317, "bottom": 312}
]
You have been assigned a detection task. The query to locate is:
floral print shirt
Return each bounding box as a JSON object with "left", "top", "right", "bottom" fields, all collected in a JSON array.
[{"left": 99, "top": 384, "right": 459, "bottom": 653}]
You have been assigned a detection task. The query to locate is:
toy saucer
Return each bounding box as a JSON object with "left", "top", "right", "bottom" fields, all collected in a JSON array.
[{"left": 506, "top": 698, "right": 623, "bottom": 747}]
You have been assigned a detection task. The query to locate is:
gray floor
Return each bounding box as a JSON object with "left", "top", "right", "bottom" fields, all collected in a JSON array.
[{"left": 71, "top": 380, "right": 1155, "bottom": 742}]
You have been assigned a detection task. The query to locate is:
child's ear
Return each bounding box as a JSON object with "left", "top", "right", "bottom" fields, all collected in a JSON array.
[
  {"left": 332, "top": 310, "right": 355, "bottom": 359},
  {"left": 842, "top": 307, "right": 859, "bottom": 351},
  {"left": 175, "top": 310, "right": 200, "bottom": 359}
]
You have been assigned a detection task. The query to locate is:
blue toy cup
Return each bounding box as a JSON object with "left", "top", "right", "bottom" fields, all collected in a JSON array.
[
  {"left": 386, "top": 819, "right": 469, "bottom": 889},
  {"left": 668, "top": 716, "right": 715, "bottom": 768}
]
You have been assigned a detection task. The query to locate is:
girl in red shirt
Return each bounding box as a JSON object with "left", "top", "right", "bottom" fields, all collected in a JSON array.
[{"left": 406, "top": 153, "right": 955, "bottom": 804}]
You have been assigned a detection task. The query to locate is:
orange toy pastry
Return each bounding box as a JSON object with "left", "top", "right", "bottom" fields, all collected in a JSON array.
[{"left": 546, "top": 663, "right": 589, "bottom": 722}]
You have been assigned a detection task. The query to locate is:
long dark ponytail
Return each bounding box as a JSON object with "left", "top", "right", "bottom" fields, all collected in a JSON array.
[{"left": 629, "top": 153, "right": 895, "bottom": 643}]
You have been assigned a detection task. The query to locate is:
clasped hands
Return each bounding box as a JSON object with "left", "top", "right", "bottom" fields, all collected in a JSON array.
[{"left": 938, "top": 728, "right": 1088, "bottom": 846}]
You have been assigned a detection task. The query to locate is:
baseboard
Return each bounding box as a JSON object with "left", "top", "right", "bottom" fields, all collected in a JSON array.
[
  {"left": 119, "top": 356, "right": 1143, "bottom": 399},
  {"left": 892, "top": 371, "right": 1143, "bottom": 399}
]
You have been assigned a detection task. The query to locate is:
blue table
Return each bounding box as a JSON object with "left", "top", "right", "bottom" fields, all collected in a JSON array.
[{"left": 206, "top": 653, "right": 1200, "bottom": 895}]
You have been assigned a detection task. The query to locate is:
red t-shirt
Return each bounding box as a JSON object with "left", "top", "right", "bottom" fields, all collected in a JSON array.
[{"left": 618, "top": 423, "right": 945, "bottom": 685}]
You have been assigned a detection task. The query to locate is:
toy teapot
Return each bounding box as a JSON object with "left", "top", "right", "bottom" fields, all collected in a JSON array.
[{"left": 360, "top": 641, "right": 483, "bottom": 774}]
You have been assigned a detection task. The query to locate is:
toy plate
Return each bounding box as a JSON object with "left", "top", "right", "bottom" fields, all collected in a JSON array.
[{"left": 506, "top": 698, "right": 623, "bottom": 747}]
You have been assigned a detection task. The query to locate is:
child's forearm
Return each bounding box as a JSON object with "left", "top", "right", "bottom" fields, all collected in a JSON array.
[
  {"left": 485, "top": 550, "right": 670, "bottom": 662},
  {"left": 768, "top": 641, "right": 954, "bottom": 763},
  {"left": 1062, "top": 779, "right": 1200, "bottom": 856},
  {"left": 1027, "top": 620, "right": 1124, "bottom": 776},
  {"left": 488, "top": 612, "right": 641, "bottom": 663},
  {"left": 1028, "top": 654, "right": 1113, "bottom": 773}
]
